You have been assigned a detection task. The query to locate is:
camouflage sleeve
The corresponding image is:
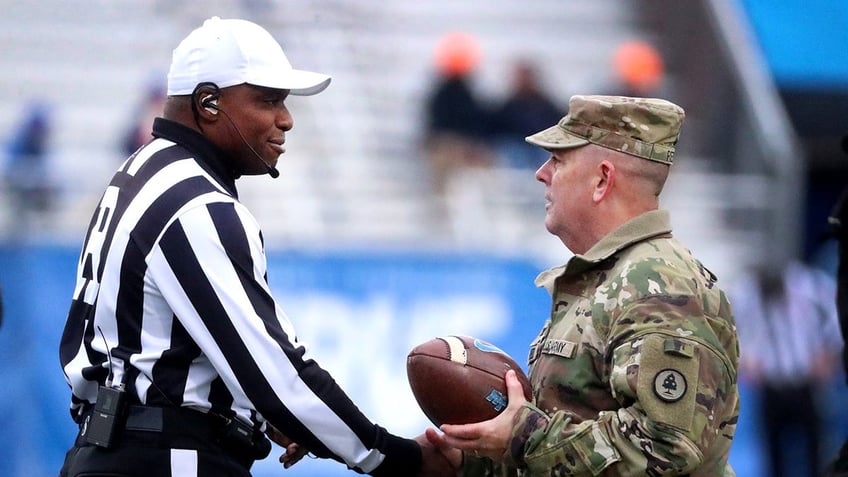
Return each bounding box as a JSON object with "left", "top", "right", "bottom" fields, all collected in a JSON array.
[
  {"left": 461, "top": 455, "right": 505, "bottom": 477},
  {"left": 503, "top": 297, "right": 738, "bottom": 475},
  {"left": 461, "top": 452, "right": 522, "bottom": 477},
  {"left": 459, "top": 403, "right": 551, "bottom": 477}
]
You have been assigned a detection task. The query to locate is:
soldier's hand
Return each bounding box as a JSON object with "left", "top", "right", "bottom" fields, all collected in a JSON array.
[{"left": 433, "top": 370, "right": 528, "bottom": 461}]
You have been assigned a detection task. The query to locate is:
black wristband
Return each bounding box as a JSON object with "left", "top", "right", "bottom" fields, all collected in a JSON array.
[{"left": 369, "top": 430, "right": 422, "bottom": 477}]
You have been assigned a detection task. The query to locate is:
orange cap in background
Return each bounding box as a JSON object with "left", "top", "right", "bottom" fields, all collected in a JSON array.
[
  {"left": 434, "top": 31, "right": 482, "bottom": 77},
  {"left": 613, "top": 40, "right": 664, "bottom": 93}
]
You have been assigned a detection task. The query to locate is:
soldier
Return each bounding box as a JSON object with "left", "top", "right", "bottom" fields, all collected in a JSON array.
[{"left": 427, "top": 95, "right": 740, "bottom": 476}]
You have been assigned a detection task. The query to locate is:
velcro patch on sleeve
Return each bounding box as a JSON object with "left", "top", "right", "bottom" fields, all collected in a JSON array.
[{"left": 636, "top": 335, "right": 699, "bottom": 431}]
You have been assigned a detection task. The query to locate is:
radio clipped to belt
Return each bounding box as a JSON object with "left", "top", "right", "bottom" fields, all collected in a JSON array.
[
  {"left": 78, "top": 327, "right": 271, "bottom": 459},
  {"left": 82, "top": 328, "right": 128, "bottom": 448},
  {"left": 83, "top": 382, "right": 128, "bottom": 448}
]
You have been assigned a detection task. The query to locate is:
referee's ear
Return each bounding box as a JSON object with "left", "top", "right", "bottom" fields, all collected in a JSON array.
[{"left": 194, "top": 83, "right": 222, "bottom": 123}]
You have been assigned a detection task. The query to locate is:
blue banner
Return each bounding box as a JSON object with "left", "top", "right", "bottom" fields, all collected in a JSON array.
[{"left": 0, "top": 245, "right": 551, "bottom": 477}]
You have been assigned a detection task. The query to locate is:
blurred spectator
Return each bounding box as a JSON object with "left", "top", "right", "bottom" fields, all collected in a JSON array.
[
  {"left": 1, "top": 100, "right": 55, "bottom": 228},
  {"left": 120, "top": 77, "right": 165, "bottom": 156},
  {"left": 830, "top": 185, "right": 848, "bottom": 381},
  {"left": 489, "top": 59, "right": 564, "bottom": 169},
  {"left": 731, "top": 261, "right": 841, "bottom": 477},
  {"left": 825, "top": 143, "right": 848, "bottom": 476},
  {"left": 609, "top": 40, "right": 665, "bottom": 97},
  {"left": 422, "top": 31, "right": 493, "bottom": 196}
]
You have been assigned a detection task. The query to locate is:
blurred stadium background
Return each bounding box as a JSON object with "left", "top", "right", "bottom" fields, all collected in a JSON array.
[{"left": 0, "top": 0, "right": 845, "bottom": 476}]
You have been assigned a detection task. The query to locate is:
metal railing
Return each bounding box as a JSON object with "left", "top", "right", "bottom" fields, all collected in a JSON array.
[
  {"left": 643, "top": 0, "right": 805, "bottom": 271},
  {"left": 707, "top": 0, "right": 805, "bottom": 268}
]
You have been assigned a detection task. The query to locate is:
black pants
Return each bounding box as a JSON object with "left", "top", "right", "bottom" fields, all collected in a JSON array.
[
  {"left": 762, "top": 382, "right": 822, "bottom": 477},
  {"left": 825, "top": 440, "right": 848, "bottom": 477},
  {"left": 58, "top": 440, "right": 251, "bottom": 477},
  {"left": 59, "top": 406, "right": 261, "bottom": 477}
]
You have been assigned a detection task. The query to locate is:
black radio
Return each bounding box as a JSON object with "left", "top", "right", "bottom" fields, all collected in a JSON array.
[{"left": 83, "top": 385, "right": 128, "bottom": 448}]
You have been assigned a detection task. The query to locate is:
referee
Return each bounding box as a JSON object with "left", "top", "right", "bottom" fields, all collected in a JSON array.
[{"left": 58, "top": 17, "right": 450, "bottom": 477}]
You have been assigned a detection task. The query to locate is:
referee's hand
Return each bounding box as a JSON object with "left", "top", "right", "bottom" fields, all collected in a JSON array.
[{"left": 266, "top": 424, "right": 309, "bottom": 469}]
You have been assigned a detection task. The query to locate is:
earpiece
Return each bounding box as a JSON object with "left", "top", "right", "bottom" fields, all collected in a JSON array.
[{"left": 201, "top": 95, "right": 219, "bottom": 114}]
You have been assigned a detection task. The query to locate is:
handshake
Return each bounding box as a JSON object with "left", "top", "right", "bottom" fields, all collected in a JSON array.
[
  {"left": 267, "top": 369, "right": 528, "bottom": 476},
  {"left": 270, "top": 336, "right": 531, "bottom": 476}
]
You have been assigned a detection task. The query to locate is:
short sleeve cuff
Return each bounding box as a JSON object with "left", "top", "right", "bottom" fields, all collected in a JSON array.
[{"left": 502, "top": 403, "right": 550, "bottom": 468}]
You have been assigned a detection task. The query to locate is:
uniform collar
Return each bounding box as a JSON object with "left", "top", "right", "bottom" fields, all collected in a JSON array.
[
  {"left": 151, "top": 117, "right": 238, "bottom": 197},
  {"left": 535, "top": 209, "right": 672, "bottom": 290}
]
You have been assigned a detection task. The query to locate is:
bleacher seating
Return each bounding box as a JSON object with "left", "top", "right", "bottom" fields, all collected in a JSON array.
[{"left": 0, "top": 0, "right": 763, "bottom": 281}]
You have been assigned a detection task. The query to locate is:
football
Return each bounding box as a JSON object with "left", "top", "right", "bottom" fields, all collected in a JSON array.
[{"left": 406, "top": 335, "right": 533, "bottom": 426}]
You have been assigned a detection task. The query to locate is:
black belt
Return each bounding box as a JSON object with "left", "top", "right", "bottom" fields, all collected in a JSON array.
[
  {"left": 77, "top": 405, "right": 271, "bottom": 467},
  {"left": 123, "top": 405, "right": 223, "bottom": 433}
]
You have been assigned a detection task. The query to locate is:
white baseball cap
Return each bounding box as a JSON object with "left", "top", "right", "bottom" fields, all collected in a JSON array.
[{"left": 167, "top": 17, "right": 331, "bottom": 96}]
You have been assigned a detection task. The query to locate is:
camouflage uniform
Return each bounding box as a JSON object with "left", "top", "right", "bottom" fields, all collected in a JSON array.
[{"left": 462, "top": 96, "right": 740, "bottom": 476}]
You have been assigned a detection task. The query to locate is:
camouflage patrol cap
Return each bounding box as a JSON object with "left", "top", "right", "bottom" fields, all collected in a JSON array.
[{"left": 525, "top": 95, "right": 685, "bottom": 165}]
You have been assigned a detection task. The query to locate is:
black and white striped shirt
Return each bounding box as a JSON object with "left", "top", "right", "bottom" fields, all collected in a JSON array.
[
  {"left": 731, "top": 261, "right": 840, "bottom": 385},
  {"left": 59, "top": 118, "right": 418, "bottom": 475}
]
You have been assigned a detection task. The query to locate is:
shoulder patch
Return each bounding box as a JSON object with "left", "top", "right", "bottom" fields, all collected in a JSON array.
[
  {"left": 653, "top": 369, "right": 687, "bottom": 402},
  {"left": 637, "top": 334, "right": 700, "bottom": 430}
]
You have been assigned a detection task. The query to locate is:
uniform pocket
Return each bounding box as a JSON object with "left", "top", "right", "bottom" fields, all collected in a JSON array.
[{"left": 524, "top": 418, "right": 620, "bottom": 476}]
